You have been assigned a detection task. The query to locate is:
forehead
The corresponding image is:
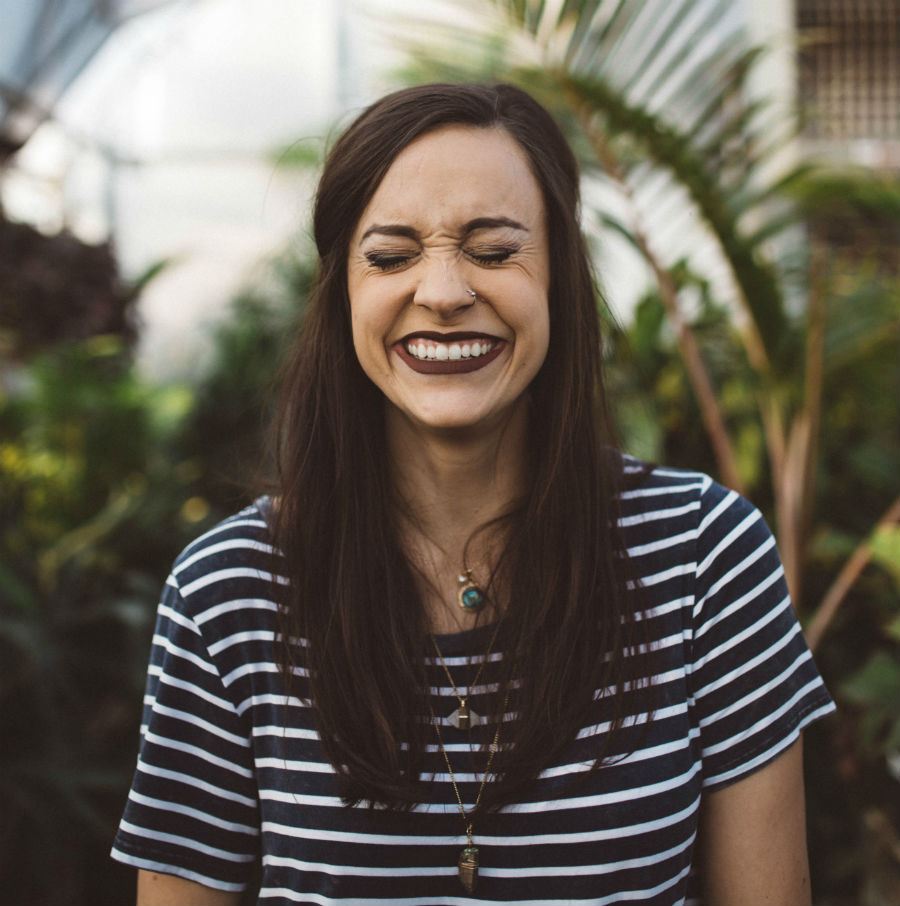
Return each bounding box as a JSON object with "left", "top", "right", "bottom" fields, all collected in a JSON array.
[{"left": 354, "top": 126, "right": 545, "bottom": 235}]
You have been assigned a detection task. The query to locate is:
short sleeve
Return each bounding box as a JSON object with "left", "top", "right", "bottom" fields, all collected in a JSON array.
[
  {"left": 111, "top": 574, "right": 260, "bottom": 891},
  {"left": 688, "top": 479, "right": 835, "bottom": 790}
]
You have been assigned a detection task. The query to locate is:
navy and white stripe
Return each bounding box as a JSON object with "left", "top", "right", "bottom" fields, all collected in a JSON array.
[{"left": 112, "top": 463, "right": 834, "bottom": 904}]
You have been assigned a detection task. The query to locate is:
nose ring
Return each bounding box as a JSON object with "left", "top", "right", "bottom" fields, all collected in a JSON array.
[{"left": 465, "top": 289, "right": 477, "bottom": 301}]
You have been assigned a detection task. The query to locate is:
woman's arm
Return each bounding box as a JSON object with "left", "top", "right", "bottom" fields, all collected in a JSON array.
[
  {"left": 137, "top": 869, "right": 242, "bottom": 906},
  {"left": 700, "top": 738, "right": 811, "bottom": 906}
]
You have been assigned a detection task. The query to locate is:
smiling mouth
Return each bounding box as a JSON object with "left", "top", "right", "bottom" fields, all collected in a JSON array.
[{"left": 393, "top": 332, "right": 506, "bottom": 374}]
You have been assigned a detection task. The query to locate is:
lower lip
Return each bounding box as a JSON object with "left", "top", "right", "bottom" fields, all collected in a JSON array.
[{"left": 393, "top": 341, "right": 506, "bottom": 374}]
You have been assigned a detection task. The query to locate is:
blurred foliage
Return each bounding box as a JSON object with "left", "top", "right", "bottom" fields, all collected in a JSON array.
[
  {"left": 391, "top": 2, "right": 900, "bottom": 900},
  {"left": 603, "top": 211, "right": 899, "bottom": 901},
  {"left": 0, "top": 213, "right": 144, "bottom": 361},
  {"left": 0, "top": 2, "right": 897, "bottom": 904},
  {"left": 269, "top": 137, "right": 326, "bottom": 172},
  {"left": 0, "top": 240, "right": 312, "bottom": 905},
  {"left": 1, "top": 338, "right": 190, "bottom": 904},
  {"left": 171, "top": 246, "right": 312, "bottom": 516}
]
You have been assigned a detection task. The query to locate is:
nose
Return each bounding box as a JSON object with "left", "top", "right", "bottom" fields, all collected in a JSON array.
[{"left": 412, "top": 258, "right": 475, "bottom": 319}]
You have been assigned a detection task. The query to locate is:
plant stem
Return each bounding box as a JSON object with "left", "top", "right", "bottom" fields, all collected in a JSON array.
[
  {"left": 567, "top": 95, "right": 745, "bottom": 495},
  {"left": 806, "top": 497, "right": 900, "bottom": 651}
]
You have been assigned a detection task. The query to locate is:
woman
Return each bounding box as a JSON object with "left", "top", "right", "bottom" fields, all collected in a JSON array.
[{"left": 113, "top": 83, "right": 834, "bottom": 905}]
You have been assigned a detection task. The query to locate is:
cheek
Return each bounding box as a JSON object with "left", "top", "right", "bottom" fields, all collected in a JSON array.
[
  {"left": 348, "top": 285, "right": 376, "bottom": 343},
  {"left": 347, "top": 301, "right": 372, "bottom": 370},
  {"left": 534, "top": 320, "right": 551, "bottom": 375},
  {"left": 529, "top": 289, "right": 551, "bottom": 349},
  {"left": 348, "top": 305, "right": 363, "bottom": 351},
  {"left": 538, "top": 317, "right": 550, "bottom": 358},
  {"left": 348, "top": 297, "right": 392, "bottom": 385}
]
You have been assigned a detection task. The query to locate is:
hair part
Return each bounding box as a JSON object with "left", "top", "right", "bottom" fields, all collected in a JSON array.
[{"left": 273, "top": 82, "right": 649, "bottom": 811}]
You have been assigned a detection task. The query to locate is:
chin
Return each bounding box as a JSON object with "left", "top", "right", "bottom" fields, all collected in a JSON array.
[
  {"left": 414, "top": 400, "right": 526, "bottom": 437},
  {"left": 417, "top": 413, "right": 491, "bottom": 435},
  {"left": 387, "top": 390, "right": 530, "bottom": 439}
]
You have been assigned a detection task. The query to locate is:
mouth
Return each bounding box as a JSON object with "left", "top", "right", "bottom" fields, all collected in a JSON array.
[{"left": 393, "top": 331, "right": 506, "bottom": 374}]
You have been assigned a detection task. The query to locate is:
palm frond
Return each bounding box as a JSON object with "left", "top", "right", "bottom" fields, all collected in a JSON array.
[{"left": 557, "top": 68, "right": 786, "bottom": 363}]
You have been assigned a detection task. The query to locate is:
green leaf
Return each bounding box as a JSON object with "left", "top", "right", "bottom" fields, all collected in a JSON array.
[
  {"left": 869, "top": 525, "right": 900, "bottom": 591},
  {"left": 841, "top": 651, "right": 899, "bottom": 708},
  {"left": 269, "top": 138, "right": 324, "bottom": 171}
]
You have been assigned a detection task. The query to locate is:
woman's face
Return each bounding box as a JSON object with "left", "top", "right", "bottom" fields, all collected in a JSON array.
[{"left": 346, "top": 125, "right": 550, "bottom": 437}]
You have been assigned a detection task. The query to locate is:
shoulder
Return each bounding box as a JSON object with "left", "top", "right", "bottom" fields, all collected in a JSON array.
[
  {"left": 618, "top": 455, "right": 711, "bottom": 511},
  {"left": 618, "top": 456, "right": 758, "bottom": 532},
  {"left": 616, "top": 455, "right": 749, "bottom": 537},
  {"left": 615, "top": 457, "right": 779, "bottom": 602},
  {"left": 164, "top": 496, "right": 282, "bottom": 629},
  {"left": 618, "top": 460, "right": 790, "bottom": 642},
  {"left": 173, "top": 497, "right": 274, "bottom": 574}
]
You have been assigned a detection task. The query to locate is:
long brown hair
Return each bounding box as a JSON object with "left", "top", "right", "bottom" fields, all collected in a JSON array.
[{"left": 273, "top": 83, "right": 647, "bottom": 811}]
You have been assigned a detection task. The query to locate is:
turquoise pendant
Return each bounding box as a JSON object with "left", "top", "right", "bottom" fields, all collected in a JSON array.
[{"left": 457, "top": 571, "right": 485, "bottom": 612}]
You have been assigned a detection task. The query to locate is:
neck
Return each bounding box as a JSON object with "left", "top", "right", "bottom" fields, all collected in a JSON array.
[
  {"left": 386, "top": 401, "right": 530, "bottom": 632},
  {"left": 388, "top": 403, "right": 529, "bottom": 540}
]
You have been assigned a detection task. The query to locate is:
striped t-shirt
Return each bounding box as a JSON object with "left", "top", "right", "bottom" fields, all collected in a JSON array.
[{"left": 111, "top": 463, "right": 834, "bottom": 904}]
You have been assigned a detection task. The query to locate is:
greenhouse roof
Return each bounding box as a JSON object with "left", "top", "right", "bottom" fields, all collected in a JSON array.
[{"left": 0, "top": 0, "right": 174, "bottom": 161}]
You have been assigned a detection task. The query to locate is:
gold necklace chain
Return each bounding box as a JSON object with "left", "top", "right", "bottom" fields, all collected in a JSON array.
[
  {"left": 428, "top": 689, "right": 509, "bottom": 894},
  {"left": 429, "top": 622, "right": 502, "bottom": 731}
]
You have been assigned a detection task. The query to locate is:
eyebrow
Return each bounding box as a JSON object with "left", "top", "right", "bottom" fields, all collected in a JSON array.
[{"left": 359, "top": 216, "right": 528, "bottom": 243}]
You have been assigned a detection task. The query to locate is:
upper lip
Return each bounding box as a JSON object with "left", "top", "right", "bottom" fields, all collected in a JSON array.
[{"left": 397, "top": 330, "right": 502, "bottom": 343}]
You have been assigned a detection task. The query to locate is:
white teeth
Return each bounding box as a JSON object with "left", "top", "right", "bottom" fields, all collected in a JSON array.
[{"left": 404, "top": 339, "right": 494, "bottom": 361}]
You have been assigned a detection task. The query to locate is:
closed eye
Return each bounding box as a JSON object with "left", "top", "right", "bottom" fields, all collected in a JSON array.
[
  {"left": 466, "top": 246, "right": 516, "bottom": 266},
  {"left": 365, "top": 251, "right": 417, "bottom": 271}
]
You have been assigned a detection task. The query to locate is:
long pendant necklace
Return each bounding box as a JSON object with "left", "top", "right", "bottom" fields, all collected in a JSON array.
[
  {"left": 429, "top": 690, "right": 508, "bottom": 894},
  {"left": 428, "top": 564, "right": 500, "bottom": 891},
  {"left": 429, "top": 624, "right": 500, "bottom": 731}
]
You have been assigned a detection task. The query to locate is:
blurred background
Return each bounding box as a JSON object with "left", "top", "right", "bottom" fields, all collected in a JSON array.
[{"left": 1, "top": 1, "right": 897, "bottom": 903}]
